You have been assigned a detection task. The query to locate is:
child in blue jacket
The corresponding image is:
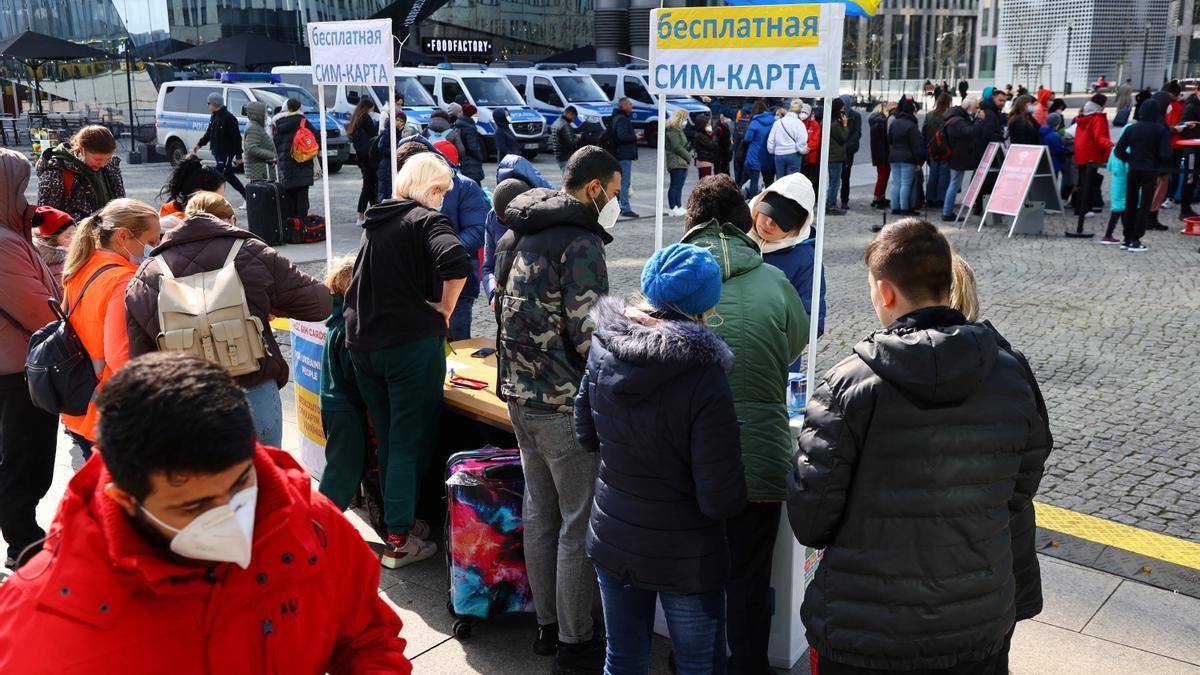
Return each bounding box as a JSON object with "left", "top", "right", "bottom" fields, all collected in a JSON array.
[{"left": 1101, "top": 131, "right": 1129, "bottom": 245}]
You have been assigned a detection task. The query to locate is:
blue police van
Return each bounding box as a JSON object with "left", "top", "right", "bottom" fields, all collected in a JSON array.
[
  {"left": 579, "top": 65, "right": 709, "bottom": 145},
  {"left": 272, "top": 66, "right": 439, "bottom": 135},
  {"left": 494, "top": 64, "right": 610, "bottom": 149}
]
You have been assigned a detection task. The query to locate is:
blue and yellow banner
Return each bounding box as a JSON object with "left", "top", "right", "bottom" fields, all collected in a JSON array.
[{"left": 724, "top": 0, "right": 879, "bottom": 19}]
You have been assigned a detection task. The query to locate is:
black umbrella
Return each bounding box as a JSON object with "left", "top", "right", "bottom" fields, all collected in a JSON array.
[
  {"left": 0, "top": 30, "right": 111, "bottom": 113},
  {"left": 159, "top": 33, "right": 304, "bottom": 70},
  {"left": 133, "top": 38, "right": 194, "bottom": 61}
]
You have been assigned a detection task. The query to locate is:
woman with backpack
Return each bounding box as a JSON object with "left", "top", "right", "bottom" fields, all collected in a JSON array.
[
  {"left": 125, "top": 191, "right": 332, "bottom": 448},
  {"left": 575, "top": 244, "right": 746, "bottom": 675},
  {"left": 348, "top": 98, "right": 379, "bottom": 227},
  {"left": 36, "top": 125, "right": 126, "bottom": 223},
  {"left": 272, "top": 98, "right": 317, "bottom": 223},
  {"left": 60, "top": 198, "right": 161, "bottom": 458},
  {"left": 923, "top": 93, "right": 954, "bottom": 207},
  {"left": 0, "top": 148, "right": 62, "bottom": 570}
]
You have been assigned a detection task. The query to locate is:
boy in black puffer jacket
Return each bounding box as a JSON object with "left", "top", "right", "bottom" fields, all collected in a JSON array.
[{"left": 787, "top": 219, "right": 1050, "bottom": 674}]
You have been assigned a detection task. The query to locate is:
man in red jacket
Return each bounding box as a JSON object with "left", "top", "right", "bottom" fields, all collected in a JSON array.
[{"left": 0, "top": 353, "right": 411, "bottom": 674}]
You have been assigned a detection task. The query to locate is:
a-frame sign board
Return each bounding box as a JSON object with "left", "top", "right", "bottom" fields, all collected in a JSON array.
[{"left": 981, "top": 143, "right": 1067, "bottom": 237}]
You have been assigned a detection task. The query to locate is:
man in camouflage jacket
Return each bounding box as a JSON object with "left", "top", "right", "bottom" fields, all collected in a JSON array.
[{"left": 493, "top": 146, "right": 619, "bottom": 669}]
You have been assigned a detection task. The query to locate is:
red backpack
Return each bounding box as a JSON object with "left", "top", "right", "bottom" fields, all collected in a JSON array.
[
  {"left": 928, "top": 118, "right": 955, "bottom": 161},
  {"left": 290, "top": 118, "right": 319, "bottom": 163}
]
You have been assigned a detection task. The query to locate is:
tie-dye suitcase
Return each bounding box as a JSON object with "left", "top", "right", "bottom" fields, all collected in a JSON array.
[{"left": 444, "top": 447, "right": 534, "bottom": 639}]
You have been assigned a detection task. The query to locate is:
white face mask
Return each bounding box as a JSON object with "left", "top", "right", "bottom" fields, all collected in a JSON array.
[
  {"left": 140, "top": 484, "right": 258, "bottom": 569},
  {"left": 593, "top": 189, "right": 620, "bottom": 230}
]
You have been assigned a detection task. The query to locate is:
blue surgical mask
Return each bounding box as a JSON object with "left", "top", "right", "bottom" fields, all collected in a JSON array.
[{"left": 123, "top": 239, "right": 153, "bottom": 265}]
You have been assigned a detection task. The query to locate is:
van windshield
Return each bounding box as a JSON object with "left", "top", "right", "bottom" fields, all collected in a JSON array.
[
  {"left": 258, "top": 86, "right": 321, "bottom": 113},
  {"left": 463, "top": 77, "right": 525, "bottom": 106},
  {"left": 373, "top": 77, "right": 436, "bottom": 107},
  {"left": 555, "top": 75, "right": 608, "bottom": 103}
]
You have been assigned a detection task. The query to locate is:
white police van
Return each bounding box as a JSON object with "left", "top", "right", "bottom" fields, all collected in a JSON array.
[
  {"left": 155, "top": 73, "right": 350, "bottom": 171},
  {"left": 402, "top": 64, "right": 546, "bottom": 159},
  {"left": 580, "top": 65, "right": 709, "bottom": 145},
  {"left": 271, "top": 65, "right": 439, "bottom": 132},
  {"left": 494, "top": 63, "right": 609, "bottom": 150}
]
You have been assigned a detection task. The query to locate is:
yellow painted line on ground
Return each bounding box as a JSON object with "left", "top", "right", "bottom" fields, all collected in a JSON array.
[
  {"left": 1035, "top": 501, "right": 1200, "bottom": 570},
  {"left": 270, "top": 318, "right": 291, "bottom": 331}
]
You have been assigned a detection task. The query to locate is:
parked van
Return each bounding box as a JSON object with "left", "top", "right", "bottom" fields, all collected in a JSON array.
[
  {"left": 579, "top": 65, "right": 709, "bottom": 145},
  {"left": 403, "top": 64, "right": 546, "bottom": 158},
  {"left": 155, "top": 72, "right": 350, "bottom": 171},
  {"left": 494, "top": 63, "right": 609, "bottom": 148},
  {"left": 271, "top": 65, "right": 439, "bottom": 132}
]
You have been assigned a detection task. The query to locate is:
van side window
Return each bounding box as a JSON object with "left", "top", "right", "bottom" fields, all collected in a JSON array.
[
  {"left": 623, "top": 76, "right": 653, "bottom": 105},
  {"left": 419, "top": 76, "right": 436, "bottom": 98},
  {"left": 442, "top": 78, "right": 465, "bottom": 105},
  {"left": 162, "top": 85, "right": 189, "bottom": 113},
  {"left": 593, "top": 75, "right": 616, "bottom": 100},
  {"left": 226, "top": 89, "right": 250, "bottom": 117},
  {"left": 188, "top": 87, "right": 223, "bottom": 114},
  {"left": 533, "top": 77, "right": 562, "bottom": 107}
]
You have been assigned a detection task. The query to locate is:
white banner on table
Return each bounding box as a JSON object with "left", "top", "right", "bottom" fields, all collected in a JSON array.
[{"left": 648, "top": 4, "right": 844, "bottom": 98}]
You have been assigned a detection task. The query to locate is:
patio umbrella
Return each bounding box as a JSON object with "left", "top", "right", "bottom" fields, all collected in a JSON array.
[
  {"left": 159, "top": 33, "right": 305, "bottom": 70},
  {"left": 0, "top": 31, "right": 112, "bottom": 113},
  {"left": 134, "top": 38, "right": 193, "bottom": 62}
]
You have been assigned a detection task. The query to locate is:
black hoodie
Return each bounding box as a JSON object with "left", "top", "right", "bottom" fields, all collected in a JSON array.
[
  {"left": 787, "top": 305, "right": 1048, "bottom": 670},
  {"left": 1115, "top": 99, "right": 1174, "bottom": 172},
  {"left": 344, "top": 198, "right": 472, "bottom": 351}
]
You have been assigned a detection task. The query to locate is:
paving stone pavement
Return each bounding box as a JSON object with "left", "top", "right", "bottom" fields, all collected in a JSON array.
[{"left": 26, "top": 154, "right": 1200, "bottom": 543}]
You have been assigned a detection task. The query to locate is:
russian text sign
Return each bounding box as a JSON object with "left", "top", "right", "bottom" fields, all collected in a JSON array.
[
  {"left": 308, "top": 19, "right": 393, "bottom": 85},
  {"left": 648, "top": 4, "right": 844, "bottom": 97}
]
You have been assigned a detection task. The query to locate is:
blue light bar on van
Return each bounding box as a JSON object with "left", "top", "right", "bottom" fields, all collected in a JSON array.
[
  {"left": 623, "top": 64, "right": 648, "bottom": 71},
  {"left": 437, "top": 62, "right": 488, "bottom": 70},
  {"left": 220, "top": 72, "right": 281, "bottom": 83},
  {"left": 535, "top": 63, "right": 578, "bottom": 70}
]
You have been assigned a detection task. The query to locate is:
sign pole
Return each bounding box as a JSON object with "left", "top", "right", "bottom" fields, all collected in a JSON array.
[
  {"left": 318, "top": 82, "right": 333, "bottom": 264},
  {"left": 654, "top": 94, "right": 667, "bottom": 250},
  {"left": 388, "top": 39, "right": 397, "bottom": 199},
  {"left": 805, "top": 94, "right": 834, "bottom": 402}
]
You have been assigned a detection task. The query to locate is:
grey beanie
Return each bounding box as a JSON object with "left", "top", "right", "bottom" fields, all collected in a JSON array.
[{"left": 207, "top": 92, "right": 223, "bottom": 107}]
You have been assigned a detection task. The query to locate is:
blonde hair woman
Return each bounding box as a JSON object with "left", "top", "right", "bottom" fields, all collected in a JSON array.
[
  {"left": 665, "top": 108, "right": 694, "bottom": 215},
  {"left": 344, "top": 150, "right": 472, "bottom": 568},
  {"left": 61, "top": 198, "right": 160, "bottom": 455},
  {"left": 184, "top": 190, "right": 237, "bottom": 222},
  {"left": 949, "top": 252, "right": 979, "bottom": 321}
]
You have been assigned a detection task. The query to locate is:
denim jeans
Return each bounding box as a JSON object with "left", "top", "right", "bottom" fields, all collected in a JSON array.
[
  {"left": 890, "top": 162, "right": 916, "bottom": 211},
  {"left": 774, "top": 152, "right": 803, "bottom": 179},
  {"left": 826, "top": 161, "right": 843, "bottom": 208},
  {"left": 668, "top": 168, "right": 687, "bottom": 209},
  {"left": 926, "top": 159, "right": 950, "bottom": 204},
  {"left": 618, "top": 159, "right": 633, "bottom": 212},
  {"left": 943, "top": 168, "right": 965, "bottom": 217},
  {"left": 214, "top": 155, "right": 245, "bottom": 198},
  {"left": 595, "top": 566, "right": 727, "bottom": 675},
  {"left": 243, "top": 379, "right": 283, "bottom": 448},
  {"left": 509, "top": 401, "right": 599, "bottom": 644},
  {"left": 448, "top": 291, "right": 477, "bottom": 341},
  {"left": 742, "top": 169, "right": 761, "bottom": 198}
]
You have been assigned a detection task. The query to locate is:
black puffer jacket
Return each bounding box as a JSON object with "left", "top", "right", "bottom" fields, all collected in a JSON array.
[
  {"left": 944, "top": 106, "right": 985, "bottom": 171},
  {"left": 272, "top": 111, "right": 316, "bottom": 190},
  {"left": 787, "top": 306, "right": 1049, "bottom": 671},
  {"left": 1114, "top": 99, "right": 1174, "bottom": 172},
  {"left": 575, "top": 297, "right": 746, "bottom": 594},
  {"left": 868, "top": 111, "right": 888, "bottom": 166},
  {"left": 198, "top": 105, "right": 242, "bottom": 158},
  {"left": 887, "top": 111, "right": 924, "bottom": 164},
  {"left": 976, "top": 97, "right": 1007, "bottom": 160}
]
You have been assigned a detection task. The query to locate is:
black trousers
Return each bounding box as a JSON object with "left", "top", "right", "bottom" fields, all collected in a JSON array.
[
  {"left": 840, "top": 154, "right": 854, "bottom": 205},
  {"left": 816, "top": 652, "right": 1004, "bottom": 675},
  {"left": 0, "top": 373, "right": 58, "bottom": 566},
  {"left": 357, "top": 163, "right": 378, "bottom": 214},
  {"left": 1124, "top": 169, "right": 1159, "bottom": 244},
  {"left": 215, "top": 155, "right": 246, "bottom": 198},
  {"left": 1073, "top": 163, "right": 1105, "bottom": 217},
  {"left": 726, "top": 501, "right": 781, "bottom": 675},
  {"left": 285, "top": 187, "right": 310, "bottom": 222}
]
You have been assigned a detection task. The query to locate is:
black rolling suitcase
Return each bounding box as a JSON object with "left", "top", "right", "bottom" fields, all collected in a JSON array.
[
  {"left": 246, "top": 163, "right": 285, "bottom": 246},
  {"left": 1113, "top": 107, "right": 1131, "bottom": 127}
]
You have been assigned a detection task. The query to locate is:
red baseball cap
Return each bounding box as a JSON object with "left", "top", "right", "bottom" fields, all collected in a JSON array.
[
  {"left": 461, "top": 103, "right": 478, "bottom": 117},
  {"left": 33, "top": 206, "right": 75, "bottom": 239}
]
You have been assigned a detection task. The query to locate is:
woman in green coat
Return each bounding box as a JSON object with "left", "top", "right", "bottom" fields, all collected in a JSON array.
[
  {"left": 665, "top": 109, "right": 694, "bottom": 216},
  {"left": 241, "top": 101, "right": 278, "bottom": 182},
  {"left": 679, "top": 174, "right": 808, "bottom": 675}
]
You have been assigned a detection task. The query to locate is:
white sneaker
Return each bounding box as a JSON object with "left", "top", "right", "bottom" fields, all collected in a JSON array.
[
  {"left": 410, "top": 519, "right": 431, "bottom": 540},
  {"left": 382, "top": 534, "right": 437, "bottom": 569},
  {"left": 670, "top": 206, "right": 685, "bottom": 217},
  {"left": 235, "top": 201, "right": 247, "bottom": 210},
  {"left": 1162, "top": 199, "right": 1175, "bottom": 209},
  {"left": 355, "top": 217, "right": 366, "bottom": 227}
]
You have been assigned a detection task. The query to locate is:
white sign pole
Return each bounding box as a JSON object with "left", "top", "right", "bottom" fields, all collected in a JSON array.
[
  {"left": 318, "top": 83, "right": 332, "bottom": 264},
  {"left": 805, "top": 94, "right": 834, "bottom": 400},
  {"left": 388, "top": 87, "right": 397, "bottom": 198},
  {"left": 654, "top": 95, "right": 667, "bottom": 249}
]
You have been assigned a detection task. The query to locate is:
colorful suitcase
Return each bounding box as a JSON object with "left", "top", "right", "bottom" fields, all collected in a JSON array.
[{"left": 444, "top": 447, "right": 533, "bottom": 638}]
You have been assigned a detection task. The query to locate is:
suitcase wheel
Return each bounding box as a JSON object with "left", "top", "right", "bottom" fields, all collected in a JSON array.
[
  {"left": 446, "top": 598, "right": 457, "bottom": 618},
  {"left": 453, "top": 619, "right": 473, "bottom": 640}
]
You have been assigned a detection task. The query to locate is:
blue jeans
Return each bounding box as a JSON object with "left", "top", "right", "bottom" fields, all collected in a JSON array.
[
  {"left": 244, "top": 379, "right": 283, "bottom": 448},
  {"left": 826, "top": 161, "right": 843, "bottom": 208},
  {"left": 890, "top": 162, "right": 916, "bottom": 211},
  {"left": 667, "top": 168, "right": 687, "bottom": 209},
  {"left": 943, "top": 168, "right": 965, "bottom": 216},
  {"left": 742, "top": 168, "right": 761, "bottom": 198},
  {"left": 774, "top": 152, "right": 802, "bottom": 179},
  {"left": 926, "top": 159, "right": 951, "bottom": 204},
  {"left": 595, "top": 566, "right": 727, "bottom": 675},
  {"left": 449, "top": 291, "right": 477, "bottom": 341},
  {"left": 618, "top": 159, "right": 633, "bottom": 212}
]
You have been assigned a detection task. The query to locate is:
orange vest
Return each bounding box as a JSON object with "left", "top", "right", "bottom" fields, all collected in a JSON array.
[{"left": 61, "top": 251, "right": 137, "bottom": 441}]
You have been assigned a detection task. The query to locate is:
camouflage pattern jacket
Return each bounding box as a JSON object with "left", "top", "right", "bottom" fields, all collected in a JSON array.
[{"left": 495, "top": 188, "right": 611, "bottom": 412}]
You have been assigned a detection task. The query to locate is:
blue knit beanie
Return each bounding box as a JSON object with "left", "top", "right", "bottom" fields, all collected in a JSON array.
[{"left": 640, "top": 243, "right": 722, "bottom": 315}]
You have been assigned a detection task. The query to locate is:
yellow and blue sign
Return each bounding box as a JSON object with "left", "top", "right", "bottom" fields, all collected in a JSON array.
[{"left": 724, "top": 0, "right": 880, "bottom": 19}]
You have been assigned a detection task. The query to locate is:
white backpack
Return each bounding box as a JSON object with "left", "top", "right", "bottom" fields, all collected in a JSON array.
[{"left": 154, "top": 239, "right": 266, "bottom": 376}]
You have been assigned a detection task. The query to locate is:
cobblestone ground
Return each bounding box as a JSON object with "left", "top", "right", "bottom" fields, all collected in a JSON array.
[{"left": 34, "top": 156, "right": 1200, "bottom": 544}]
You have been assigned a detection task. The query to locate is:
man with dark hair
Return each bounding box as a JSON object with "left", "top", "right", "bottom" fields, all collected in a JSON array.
[
  {"left": 611, "top": 97, "right": 640, "bottom": 218},
  {"left": 787, "top": 219, "right": 1050, "bottom": 674},
  {"left": 194, "top": 91, "right": 245, "bottom": 203},
  {"left": 683, "top": 172, "right": 754, "bottom": 233},
  {"left": 0, "top": 353, "right": 410, "bottom": 672},
  {"left": 551, "top": 106, "right": 580, "bottom": 171},
  {"left": 494, "top": 144, "right": 619, "bottom": 673}
]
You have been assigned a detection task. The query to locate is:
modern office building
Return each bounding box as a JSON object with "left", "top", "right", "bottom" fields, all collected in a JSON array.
[
  {"left": 840, "top": 0, "right": 979, "bottom": 91},
  {"left": 992, "top": 0, "right": 1170, "bottom": 91}
]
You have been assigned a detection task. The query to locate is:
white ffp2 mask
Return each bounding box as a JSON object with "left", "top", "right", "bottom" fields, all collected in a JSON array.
[
  {"left": 140, "top": 484, "right": 258, "bottom": 569},
  {"left": 593, "top": 191, "right": 620, "bottom": 230}
]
